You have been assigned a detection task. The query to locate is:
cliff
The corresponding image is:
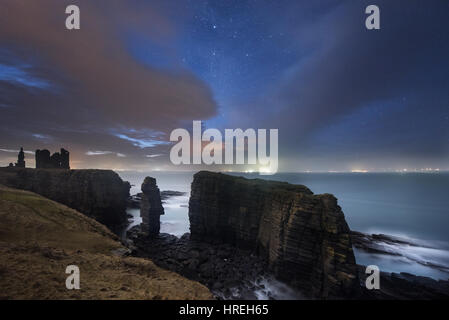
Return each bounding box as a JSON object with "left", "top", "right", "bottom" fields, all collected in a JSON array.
[
  {"left": 0, "top": 185, "right": 213, "bottom": 299},
  {"left": 189, "top": 171, "right": 359, "bottom": 298},
  {"left": 0, "top": 167, "right": 130, "bottom": 230}
]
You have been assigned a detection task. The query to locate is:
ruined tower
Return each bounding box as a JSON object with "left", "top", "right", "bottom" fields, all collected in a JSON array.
[
  {"left": 15, "top": 147, "right": 25, "bottom": 168},
  {"left": 60, "top": 148, "right": 70, "bottom": 169}
]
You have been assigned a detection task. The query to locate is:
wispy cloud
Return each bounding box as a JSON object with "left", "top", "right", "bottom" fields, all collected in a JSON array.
[
  {"left": 0, "top": 148, "right": 34, "bottom": 155},
  {"left": 86, "top": 151, "right": 126, "bottom": 157},
  {"left": 115, "top": 134, "right": 170, "bottom": 149},
  {"left": 146, "top": 154, "right": 163, "bottom": 158},
  {"left": 0, "top": 63, "right": 52, "bottom": 89}
]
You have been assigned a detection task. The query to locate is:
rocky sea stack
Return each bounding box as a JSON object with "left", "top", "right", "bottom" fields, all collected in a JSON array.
[
  {"left": 140, "top": 177, "right": 165, "bottom": 237},
  {"left": 188, "top": 171, "right": 359, "bottom": 298}
]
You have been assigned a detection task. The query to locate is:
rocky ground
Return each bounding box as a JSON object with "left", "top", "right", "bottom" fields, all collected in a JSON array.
[
  {"left": 0, "top": 185, "right": 213, "bottom": 300},
  {"left": 358, "top": 265, "right": 449, "bottom": 299},
  {"left": 127, "top": 226, "right": 276, "bottom": 299}
]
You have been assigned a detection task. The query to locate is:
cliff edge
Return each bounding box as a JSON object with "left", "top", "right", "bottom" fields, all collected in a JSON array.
[
  {"left": 0, "top": 167, "right": 130, "bottom": 230},
  {"left": 189, "top": 171, "right": 359, "bottom": 298}
]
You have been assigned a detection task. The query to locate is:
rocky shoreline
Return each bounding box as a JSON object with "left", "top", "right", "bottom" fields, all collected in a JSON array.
[
  {"left": 127, "top": 228, "right": 277, "bottom": 299},
  {"left": 123, "top": 172, "right": 449, "bottom": 300},
  {"left": 4, "top": 167, "right": 447, "bottom": 300},
  {"left": 357, "top": 265, "right": 449, "bottom": 299},
  {"left": 351, "top": 231, "right": 449, "bottom": 276}
]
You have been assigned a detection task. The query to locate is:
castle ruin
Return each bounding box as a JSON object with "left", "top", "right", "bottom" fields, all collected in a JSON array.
[{"left": 35, "top": 148, "right": 70, "bottom": 169}]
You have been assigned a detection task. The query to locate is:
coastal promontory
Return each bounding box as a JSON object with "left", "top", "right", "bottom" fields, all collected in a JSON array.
[{"left": 0, "top": 167, "right": 130, "bottom": 230}]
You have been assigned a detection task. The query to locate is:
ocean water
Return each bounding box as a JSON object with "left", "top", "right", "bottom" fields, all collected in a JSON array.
[
  {"left": 117, "top": 171, "right": 449, "bottom": 283},
  {"left": 119, "top": 171, "right": 192, "bottom": 237}
]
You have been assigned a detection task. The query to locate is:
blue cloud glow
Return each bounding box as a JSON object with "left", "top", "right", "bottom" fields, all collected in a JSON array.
[
  {"left": 0, "top": 64, "right": 52, "bottom": 89},
  {"left": 115, "top": 133, "right": 170, "bottom": 149}
]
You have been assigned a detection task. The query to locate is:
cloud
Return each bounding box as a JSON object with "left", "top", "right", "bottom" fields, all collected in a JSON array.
[
  {"left": 114, "top": 133, "right": 170, "bottom": 149},
  {"left": 246, "top": 0, "right": 449, "bottom": 169},
  {"left": 0, "top": 0, "right": 217, "bottom": 168},
  {"left": 0, "top": 1, "right": 217, "bottom": 128},
  {"left": 0, "top": 148, "right": 34, "bottom": 155},
  {"left": 86, "top": 150, "right": 126, "bottom": 157},
  {"left": 271, "top": 1, "right": 448, "bottom": 132},
  {"left": 146, "top": 154, "right": 163, "bottom": 158},
  {"left": 86, "top": 151, "right": 114, "bottom": 156}
]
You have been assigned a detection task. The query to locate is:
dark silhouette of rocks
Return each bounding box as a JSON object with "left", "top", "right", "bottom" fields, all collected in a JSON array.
[
  {"left": 140, "top": 177, "right": 164, "bottom": 238},
  {"left": 126, "top": 230, "right": 277, "bottom": 300},
  {"left": 35, "top": 148, "right": 70, "bottom": 169},
  {"left": 0, "top": 168, "right": 130, "bottom": 230},
  {"left": 357, "top": 265, "right": 449, "bottom": 299},
  {"left": 15, "top": 147, "right": 25, "bottom": 168},
  {"left": 160, "top": 190, "right": 187, "bottom": 201},
  {"left": 127, "top": 190, "right": 187, "bottom": 208}
]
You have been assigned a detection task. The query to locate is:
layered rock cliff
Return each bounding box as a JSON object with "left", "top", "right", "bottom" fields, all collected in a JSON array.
[
  {"left": 189, "top": 171, "right": 359, "bottom": 298},
  {"left": 140, "top": 177, "right": 164, "bottom": 237},
  {"left": 0, "top": 167, "right": 130, "bottom": 230}
]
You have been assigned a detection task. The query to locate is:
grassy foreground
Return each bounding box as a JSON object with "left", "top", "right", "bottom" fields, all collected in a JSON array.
[{"left": 0, "top": 185, "right": 213, "bottom": 300}]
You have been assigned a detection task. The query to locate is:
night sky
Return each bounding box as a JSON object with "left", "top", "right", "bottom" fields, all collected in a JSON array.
[{"left": 0, "top": 0, "right": 448, "bottom": 172}]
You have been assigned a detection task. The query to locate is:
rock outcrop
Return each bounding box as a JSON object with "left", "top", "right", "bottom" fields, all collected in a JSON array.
[
  {"left": 127, "top": 230, "right": 279, "bottom": 300},
  {"left": 140, "top": 177, "right": 164, "bottom": 237},
  {"left": 357, "top": 265, "right": 449, "bottom": 300},
  {"left": 189, "top": 171, "right": 359, "bottom": 298},
  {"left": 0, "top": 167, "right": 130, "bottom": 230}
]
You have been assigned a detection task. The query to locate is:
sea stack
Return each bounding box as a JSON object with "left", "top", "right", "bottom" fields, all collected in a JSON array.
[{"left": 140, "top": 177, "right": 165, "bottom": 237}]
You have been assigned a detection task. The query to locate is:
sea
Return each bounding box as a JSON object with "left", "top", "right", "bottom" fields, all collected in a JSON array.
[{"left": 117, "top": 171, "right": 449, "bottom": 298}]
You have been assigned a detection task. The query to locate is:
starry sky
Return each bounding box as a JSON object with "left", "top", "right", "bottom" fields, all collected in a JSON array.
[{"left": 0, "top": 0, "right": 448, "bottom": 172}]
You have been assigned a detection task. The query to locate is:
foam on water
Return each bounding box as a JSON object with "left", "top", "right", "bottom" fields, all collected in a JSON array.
[{"left": 354, "top": 234, "right": 449, "bottom": 280}]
